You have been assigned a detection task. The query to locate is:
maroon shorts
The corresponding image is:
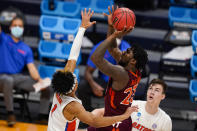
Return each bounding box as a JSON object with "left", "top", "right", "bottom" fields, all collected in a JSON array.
[{"left": 87, "top": 118, "right": 132, "bottom": 131}]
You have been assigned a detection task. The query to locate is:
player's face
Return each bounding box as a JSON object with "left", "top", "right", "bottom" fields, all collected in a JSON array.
[
  {"left": 118, "top": 48, "right": 134, "bottom": 67},
  {"left": 146, "top": 84, "right": 165, "bottom": 105}
]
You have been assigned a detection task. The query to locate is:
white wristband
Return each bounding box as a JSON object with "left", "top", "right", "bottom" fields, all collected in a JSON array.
[{"left": 68, "top": 27, "right": 86, "bottom": 61}]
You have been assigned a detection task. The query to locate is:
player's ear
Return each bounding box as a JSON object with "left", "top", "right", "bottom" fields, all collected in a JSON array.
[
  {"left": 130, "top": 58, "right": 136, "bottom": 65},
  {"left": 161, "top": 94, "right": 165, "bottom": 100}
]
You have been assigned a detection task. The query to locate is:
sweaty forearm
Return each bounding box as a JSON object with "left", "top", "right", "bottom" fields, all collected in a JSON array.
[
  {"left": 64, "top": 60, "right": 76, "bottom": 73},
  {"left": 91, "top": 35, "right": 115, "bottom": 62},
  {"left": 107, "top": 25, "right": 118, "bottom": 50},
  {"left": 107, "top": 25, "right": 115, "bottom": 38}
]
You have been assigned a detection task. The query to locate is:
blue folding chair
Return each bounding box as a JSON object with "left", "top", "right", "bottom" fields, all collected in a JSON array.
[
  {"left": 41, "top": 0, "right": 80, "bottom": 18},
  {"left": 39, "top": 15, "right": 81, "bottom": 42},
  {"left": 38, "top": 40, "right": 82, "bottom": 65},
  {"left": 169, "top": 6, "right": 197, "bottom": 29}
]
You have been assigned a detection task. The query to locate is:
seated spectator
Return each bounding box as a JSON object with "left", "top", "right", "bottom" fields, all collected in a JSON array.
[{"left": 0, "top": 16, "right": 51, "bottom": 126}]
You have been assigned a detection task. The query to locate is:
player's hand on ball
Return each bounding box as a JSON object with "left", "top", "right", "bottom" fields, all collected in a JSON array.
[
  {"left": 112, "top": 26, "right": 133, "bottom": 38},
  {"left": 80, "top": 8, "right": 96, "bottom": 29}
]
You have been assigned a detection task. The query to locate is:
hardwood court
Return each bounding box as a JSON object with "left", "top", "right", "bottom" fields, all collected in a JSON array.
[{"left": 0, "top": 120, "right": 47, "bottom": 131}]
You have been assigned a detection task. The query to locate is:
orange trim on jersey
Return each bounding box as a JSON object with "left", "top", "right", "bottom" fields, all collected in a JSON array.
[
  {"left": 129, "top": 77, "right": 141, "bottom": 87},
  {"left": 132, "top": 122, "right": 154, "bottom": 131},
  {"left": 112, "top": 128, "right": 119, "bottom": 131},
  {"left": 137, "top": 77, "right": 141, "bottom": 83},
  {"left": 109, "top": 88, "right": 117, "bottom": 109},
  {"left": 65, "top": 120, "right": 76, "bottom": 131},
  {"left": 129, "top": 70, "right": 138, "bottom": 78},
  {"left": 51, "top": 104, "right": 57, "bottom": 115},
  {"left": 56, "top": 93, "right": 62, "bottom": 104}
]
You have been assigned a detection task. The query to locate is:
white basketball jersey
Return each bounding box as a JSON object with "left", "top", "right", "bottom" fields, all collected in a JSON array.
[
  {"left": 48, "top": 93, "right": 82, "bottom": 131},
  {"left": 131, "top": 100, "right": 172, "bottom": 131}
]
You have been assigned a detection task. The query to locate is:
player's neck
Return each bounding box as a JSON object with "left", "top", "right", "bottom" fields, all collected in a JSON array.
[
  {"left": 126, "top": 66, "right": 136, "bottom": 73},
  {"left": 145, "top": 102, "right": 159, "bottom": 115},
  {"left": 67, "top": 92, "right": 76, "bottom": 98}
]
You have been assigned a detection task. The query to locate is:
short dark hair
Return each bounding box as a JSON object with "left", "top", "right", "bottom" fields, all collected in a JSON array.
[
  {"left": 9, "top": 16, "right": 25, "bottom": 27},
  {"left": 149, "top": 78, "right": 168, "bottom": 94},
  {"left": 52, "top": 71, "right": 75, "bottom": 95},
  {"left": 131, "top": 44, "right": 148, "bottom": 71}
]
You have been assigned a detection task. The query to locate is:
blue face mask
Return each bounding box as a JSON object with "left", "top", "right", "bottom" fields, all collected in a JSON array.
[{"left": 11, "top": 26, "right": 24, "bottom": 38}]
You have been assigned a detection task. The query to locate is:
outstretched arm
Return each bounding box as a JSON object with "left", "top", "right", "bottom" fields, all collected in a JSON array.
[
  {"left": 91, "top": 28, "right": 132, "bottom": 81},
  {"left": 91, "top": 108, "right": 104, "bottom": 117},
  {"left": 64, "top": 8, "right": 96, "bottom": 73},
  {"left": 104, "top": 6, "right": 122, "bottom": 62},
  {"left": 65, "top": 101, "right": 138, "bottom": 128}
]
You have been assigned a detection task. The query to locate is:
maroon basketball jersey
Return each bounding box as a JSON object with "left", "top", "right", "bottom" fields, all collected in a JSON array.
[
  {"left": 104, "top": 70, "right": 141, "bottom": 116},
  {"left": 88, "top": 70, "right": 141, "bottom": 131}
]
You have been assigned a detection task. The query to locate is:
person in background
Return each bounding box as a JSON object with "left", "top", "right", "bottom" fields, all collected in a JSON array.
[
  {"left": 131, "top": 78, "right": 172, "bottom": 131},
  {"left": 89, "top": 79, "right": 172, "bottom": 131},
  {"left": 0, "top": 16, "right": 51, "bottom": 126}
]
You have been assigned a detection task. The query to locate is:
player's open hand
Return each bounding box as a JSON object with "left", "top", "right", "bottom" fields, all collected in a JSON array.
[
  {"left": 103, "top": 5, "right": 118, "bottom": 27},
  {"left": 80, "top": 8, "right": 96, "bottom": 29},
  {"left": 124, "top": 105, "right": 138, "bottom": 117},
  {"left": 112, "top": 26, "right": 133, "bottom": 38}
]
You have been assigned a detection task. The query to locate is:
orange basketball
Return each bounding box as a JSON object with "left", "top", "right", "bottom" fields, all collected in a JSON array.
[{"left": 112, "top": 8, "right": 136, "bottom": 31}]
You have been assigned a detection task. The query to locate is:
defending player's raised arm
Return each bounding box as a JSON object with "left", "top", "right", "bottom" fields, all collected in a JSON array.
[
  {"left": 64, "top": 8, "right": 96, "bottom": 73},
  {"left": 91, "top": 28, "right": 132, "bottom": 81},
  {"left": 64, "top": 101, "right": 138, "bottom": 128}
]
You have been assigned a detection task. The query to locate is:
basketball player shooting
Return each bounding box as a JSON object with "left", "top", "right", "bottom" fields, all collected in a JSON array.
[
  {"left": 47, "top": 8, "right": 138, "bottom": 131},
  {"left": 87, "top": 6, "right": 148, "bottom": 131}
]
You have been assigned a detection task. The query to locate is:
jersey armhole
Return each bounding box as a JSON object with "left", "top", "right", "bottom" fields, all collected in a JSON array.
[{"left": 61, "top": 100, "right": 81, "bottom": 122}]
